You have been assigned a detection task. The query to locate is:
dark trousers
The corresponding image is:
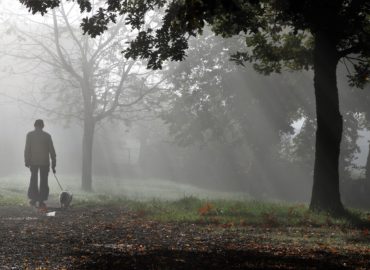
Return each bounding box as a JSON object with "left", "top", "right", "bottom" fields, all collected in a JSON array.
[{"left": 28, "top": 165, "right": 49, "bottom": 202}]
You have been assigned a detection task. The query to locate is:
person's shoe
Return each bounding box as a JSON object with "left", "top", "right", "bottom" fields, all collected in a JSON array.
[
  {"left": 38, "top": 202, "right": 47, "bottom": 209},
  {"left": 29, "top": 200, "right": 37, "bottom": 207}
]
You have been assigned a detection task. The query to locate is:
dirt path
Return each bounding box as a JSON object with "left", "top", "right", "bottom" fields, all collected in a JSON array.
[{"left": 0, "top": 206, "right": 370, "bottom": 269}]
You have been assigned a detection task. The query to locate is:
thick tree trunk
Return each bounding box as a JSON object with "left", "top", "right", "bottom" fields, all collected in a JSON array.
[
  {"left": 81, "top": 116, "right": 95, "bottom": 191},
  {"left": 309, "top": 32, "right": 344, "bottom": 214}
]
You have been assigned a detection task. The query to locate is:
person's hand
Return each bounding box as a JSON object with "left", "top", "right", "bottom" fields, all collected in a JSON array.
[{"left": 52, "top": 166, "right": 56, "bottom": 174}]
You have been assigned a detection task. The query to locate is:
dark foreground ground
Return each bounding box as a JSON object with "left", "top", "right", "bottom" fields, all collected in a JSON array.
[{"left": 1, "top": 205, "right": 370, "bottom": 269}]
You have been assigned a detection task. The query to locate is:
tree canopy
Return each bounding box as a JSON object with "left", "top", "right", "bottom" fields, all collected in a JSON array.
[{"left": 20, "top": 1, "right": 369, "bottom": 80}]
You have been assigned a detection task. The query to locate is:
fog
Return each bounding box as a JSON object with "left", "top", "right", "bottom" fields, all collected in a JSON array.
[{"left": 0, "top": 1, "right": 370, "bottom": 207}]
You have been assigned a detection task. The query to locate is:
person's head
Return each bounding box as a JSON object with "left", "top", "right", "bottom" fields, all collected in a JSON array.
[{"left": 34, "top": 119, "right": 44, "bottom": 130}]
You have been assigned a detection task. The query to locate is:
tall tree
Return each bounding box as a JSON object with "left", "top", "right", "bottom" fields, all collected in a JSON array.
[
  {"left": 8, "top": 2, "right": 165, "bottom": 191},
  {"left": 21, "top": 0, "right": 370, "bottom": 213}
]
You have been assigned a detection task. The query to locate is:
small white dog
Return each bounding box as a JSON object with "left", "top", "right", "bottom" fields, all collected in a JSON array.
[{"left": 59, "top": 191, "right": 73, "bottom": 209}]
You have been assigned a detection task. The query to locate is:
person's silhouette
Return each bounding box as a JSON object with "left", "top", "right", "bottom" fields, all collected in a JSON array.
[{"left": 24, "top": 119, "right": 56, "bottom": 208}]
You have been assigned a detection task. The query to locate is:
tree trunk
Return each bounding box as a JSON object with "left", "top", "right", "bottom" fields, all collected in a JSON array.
[
  {"left": 81, "top": 116, "right": 95, "bottom": 191},
  {"left": 309, "top": 32, "right": 344, "bottom": 214},
  {"left": 365, "top": 143, "right": 370, "bottom": 191}
]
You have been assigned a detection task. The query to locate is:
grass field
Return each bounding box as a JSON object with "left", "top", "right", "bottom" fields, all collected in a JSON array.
[
  {"left": 0, "top": 173, "right": 252, "bottom": 201},
  {"left": 1, "top": 174, "right": 367, "bottom": 227}
]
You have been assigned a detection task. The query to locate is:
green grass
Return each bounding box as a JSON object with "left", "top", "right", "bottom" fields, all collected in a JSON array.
[
  {"left": 0, "top": 174, "right": 252, "bottom": 200},
  {"left": 145, "top": 198, "right": 357, "bottom": 227},
  {"left": 0, "top": 188, "right": 27, "bottom": 206},
  {"left": 0, "top": 175, "right": 368, "bottom": 228},
  {"left": 73, "top": 194, "right": 367, "bottom": 228}
]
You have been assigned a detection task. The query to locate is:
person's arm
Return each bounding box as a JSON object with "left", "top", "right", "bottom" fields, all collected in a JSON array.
[
  {"left": 49, "top": 135, "right": 56, "bottom": 173},
  {"left": 24, "top": 133, "right": 31, "bottom": 167}
]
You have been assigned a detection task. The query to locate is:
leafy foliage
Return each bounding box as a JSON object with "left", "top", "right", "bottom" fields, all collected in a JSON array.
[
  {"left": 348, "top": 61, "right": 370, "bottom": 88},
  {"left": 20, "top": 1, "right": 370, "bottom": 77},
  {"left": 20, "top": 0, "right": 92, "bottom": 15}
]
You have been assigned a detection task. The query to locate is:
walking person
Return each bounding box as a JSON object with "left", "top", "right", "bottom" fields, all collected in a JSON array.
[{"left": 24, "top": 119, "right": 56, "bottom": 208}]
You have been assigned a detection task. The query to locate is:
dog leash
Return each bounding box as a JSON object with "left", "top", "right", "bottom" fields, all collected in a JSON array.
[{"left": 53, "top": 173, "right": 64, "bottom": 191}]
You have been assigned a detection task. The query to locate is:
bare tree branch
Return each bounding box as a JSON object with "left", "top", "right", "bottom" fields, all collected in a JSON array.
[
  {"left": 52, "top": 10, "right": 83, "bottom": 82},
  {"left": 0, "top": 92, "right": 82, "bottom": 120}
]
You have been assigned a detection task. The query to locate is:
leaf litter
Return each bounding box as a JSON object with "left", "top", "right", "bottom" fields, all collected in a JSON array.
[{"left": 0, "top": 205, "right": 370, "bottom": 269}]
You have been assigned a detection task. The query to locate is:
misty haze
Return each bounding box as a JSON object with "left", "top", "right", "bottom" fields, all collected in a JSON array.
[{"left": 0, "top": 1, "right": 370, "bottom": 269}]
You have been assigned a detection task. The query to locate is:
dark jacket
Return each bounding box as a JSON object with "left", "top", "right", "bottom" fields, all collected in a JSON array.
[{"left": 24, "top": 129, "right": 56, "bottom": 167}]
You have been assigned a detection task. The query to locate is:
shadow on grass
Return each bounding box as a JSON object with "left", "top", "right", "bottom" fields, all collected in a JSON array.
[
  {"left": 74, "top": 249, "right": 356, "bottom": 270},
  {"left": 341, "top": 209, "right": 370, "bottom": 229}
]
